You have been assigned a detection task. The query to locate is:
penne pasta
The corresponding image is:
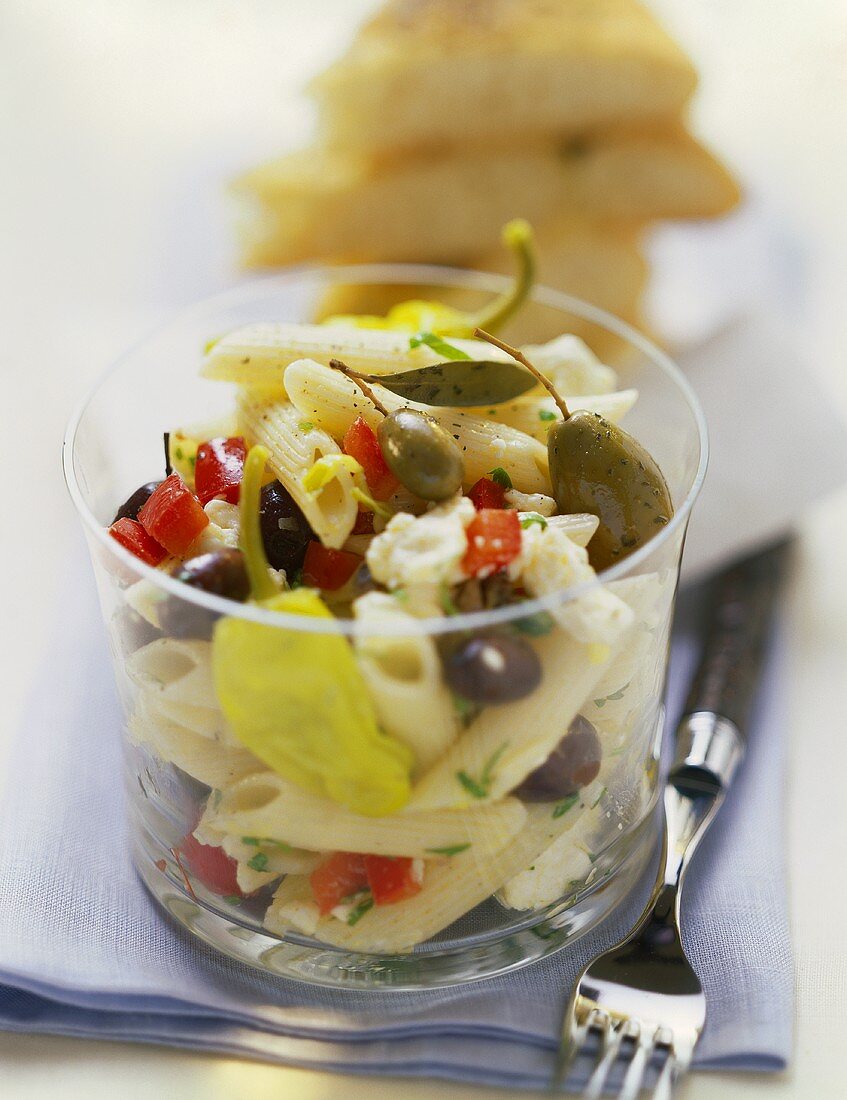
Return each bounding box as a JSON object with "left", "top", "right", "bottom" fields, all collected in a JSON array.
[
  {"left": 205, "top": 770, "right": 527, "bottom": 859},
  {"left": 475, "top": 389, "right": 638, "bottom": 443},
  {"left": 236, "top": 391, "right": 358, "bottom": 549}
]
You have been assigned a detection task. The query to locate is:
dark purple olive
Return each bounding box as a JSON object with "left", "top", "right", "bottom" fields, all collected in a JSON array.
[
  {"left": 159, "top": 548, "right": 250, "bottom": 639},
  {"left": 444, "top": 634, "right": 542, "bottom": 705},
  {"left": 259, "top": 480, "right": 313, "bottom": 573},
  {"left": 112, "top": 481, "right": 162, "bottom": 524},
  {"left": 513, "top": 715, "right": 602, "bottom": 802},
  {"left": 453, "top": 572, "right": 515, "bottom": 614}
]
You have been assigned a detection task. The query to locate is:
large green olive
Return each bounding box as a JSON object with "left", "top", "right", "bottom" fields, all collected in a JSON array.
[
  {"left": 377, "top": 408, "right": 464, "bottom": 501},
  {"left": 548, "top": 411, "right": 673, "bottom": 572}
]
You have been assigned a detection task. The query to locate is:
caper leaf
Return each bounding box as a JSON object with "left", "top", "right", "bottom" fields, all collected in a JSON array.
[{"left": 359, "top": 361, "right": 535, "bottom": 407}]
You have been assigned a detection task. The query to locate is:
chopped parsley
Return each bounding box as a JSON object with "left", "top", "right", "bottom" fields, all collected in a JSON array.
[
  {"left": 346, "top": 895, "right": 374, "bottom": 926},
  {"left": 489, "top": 467, "right": 513, "bottom": 490},
  {"left": 439, "top": 583, "right": 461, "bottom": 616},
  {"left": 452, "top": 692, "right": 479, "bottom": 724},
  {"left": 552, "top": 794, "right": 579, "bottom": 819},
  {"left": 456, "top": 742, "right": 509, "bottom": 799},
  {"left": 298, "top": 420, "right": 314, "bottom": 432},
  {"left": 242, "top": 836, "right": 291, "bottom": 851},
  {"left": 592, "top": 683, "right": 629, "bottom": 708},
  {"left": 591, "top": 787, "right": 607, "bottom": 809},
  {"left": 426, "top": 843, "right": 471, "bottom": 857},
  {"left": 223, "top": 894, "right": 242, "bottom": 906},
  {"left": 539, "top": 409, "right": 557, "bottom": 422},
  {"left": 513, "top": 611, "right": 554, "bottom": 637},
  {"left": 246, "top": 852, "right": 269, "bottom": 872},
  {"left": 409, "top": 332, "right": 471, "bottom": 360},
  {"left": 520, "top": 512, "right": 548, "bottom": 530}
]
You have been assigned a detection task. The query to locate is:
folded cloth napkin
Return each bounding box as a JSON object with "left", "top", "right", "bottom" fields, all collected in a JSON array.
[{"left": 0, "top": 555, "right": 792, "bottom": 1091}]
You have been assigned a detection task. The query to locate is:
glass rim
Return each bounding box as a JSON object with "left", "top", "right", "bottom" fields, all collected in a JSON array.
[{"left": 62, "top": 262, "right": 709, "bottom": 638}]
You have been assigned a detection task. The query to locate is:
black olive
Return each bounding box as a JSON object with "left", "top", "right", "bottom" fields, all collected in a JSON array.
[
  {"left": 513, "top": 715, "right": 602, "bottom": 802},
  {"left": 453, "top": 573, "right": 516, "bottom": 614},
  {"left": 112, "top": 481, "right": 162, "bottom": 524},
  {"left": 159, "top": 548, "right": 250, "bottom": 639},
  {"left": 259, "top": 480, "right": 313, "bottom": 572},
  {"left": 444, "top": 634, "right": 542, "bottom": 705}
]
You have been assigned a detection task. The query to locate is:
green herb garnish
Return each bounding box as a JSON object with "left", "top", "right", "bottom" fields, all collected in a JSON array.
[
  {"left": 520, "top": 513, "right": 548, "bottom": 530},
  {"left": 409, "top": 332, "right": 472, "bottom": 360},
  {"left": 513, "top": 611, "right": 555, "bottom": 637},
  {"left": 242, "top": 836, "right": 291, "bottom": 851},
  {"left": 223, "top": 894, "right": 242, "bottom": 905},
  {"left": 350, "top": 360, "right": 535, "bottom": 407},
  {"left": 591, "top": 787, "right": 607, "bottom": 809},
  {"left": 489, "top": 467, "right": 513, "bottom": 490},
  {"left": 539, "top": 409, "right": 557, "bottom": 422},
  {"left": 346, "top": 895, "right": 374, "bottom": 926},
  {"left": 593, "top": 683, "right": 630, "bottom": 708},
  {"left": 552, "top": 794, "right": 579, "bottom": 819},
  {"left": 298, "top": 421, "right": 314, "bottom": 432},
  {"left": 456, "top": 742, "right": 509, "bottom": 799},
  {"left": 439, "top": 583, "right": 461, "bottom": 616},
  {"left": 247, "top": 852, "right": 269, "bottom": 872},
  {"left": 426, "top": 843, "right": 472, "bottom": 857}
]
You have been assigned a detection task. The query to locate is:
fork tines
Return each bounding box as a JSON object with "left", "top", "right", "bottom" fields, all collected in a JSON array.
[{"left": 558, "top": 1007, "right": 678, "bottom": 1098}]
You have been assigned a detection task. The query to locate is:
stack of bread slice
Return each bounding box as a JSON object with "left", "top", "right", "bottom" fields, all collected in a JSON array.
[{"left": 232, "top": 0, "right": 740, "bottom": 350}]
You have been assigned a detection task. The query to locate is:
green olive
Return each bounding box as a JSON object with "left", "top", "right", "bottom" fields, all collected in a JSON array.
[
  {"left": 377, "top": 408, "right": 465, "bottom": 501},
  {"left": 548, "top": 411, "right": 673, "bottom": 572}
]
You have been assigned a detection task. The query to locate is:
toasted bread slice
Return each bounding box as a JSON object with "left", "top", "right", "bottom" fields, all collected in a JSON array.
[
  {"left": 311, "top": 0, "right": 698, "bottom": 153},
  {"left": 233, "top": 128, "right": 739, "bottom": 268},
  {"left": 312, "top": 220, "right": 649, "bottom": 357}
]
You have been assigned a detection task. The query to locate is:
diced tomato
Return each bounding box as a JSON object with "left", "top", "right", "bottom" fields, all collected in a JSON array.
[
  {"left": 343, "top": 415, "right": 399, "bottom": 500},
  {"left": 138, "top": 473, "right": 209, "bottom": 557},
  {"left": 176, "top": 831, "right": 241, "bottom": 897},
  {"left": 468, "top": 476, "right": 506, "bottom": 510},
  {"left": 108, "top": 517, "right": 167, "bottom": 566},
  {"left": 364, "top": 855, "right": 423, "bottom": 906},
  {"left": 462, "top": 508, "right": 522, "bottom": 577},
  {"left": 352, "top": 508, "right": 375, "bottom": 535},
  {"left": 194, "top": 436, "right": 247, "bottom": 506},
  {"left": 310, "top": 852, "right": 369, "bottom": 915},
  {"left": 302, "top": 542, "right": 362, "bottom": 590}
]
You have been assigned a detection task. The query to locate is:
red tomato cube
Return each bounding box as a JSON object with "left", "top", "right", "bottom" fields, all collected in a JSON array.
[
  {"left": 462, "top": 509, "right": 522, "bottom": 577},
  {"left": 108, "top": 517, "right": 167, "bottom": 566},
  {"left": 364, "top": 855, "right": 423, "bottom": 906},
  {"left": 176, "top": 832, "right": 241, "bottom": 897},
  {"left": 302, "top": 542, "right": 362, "bottom": 591},
  {"left": 468, "top": 476, "right": 506, "bottom": 510},
  {"left": 138, "top": 473, "right": 209, "bottom": 557},
  {"left": 194, "top": 436, "right": 247, "bottom": 506},
  {"left": 310, "top": 852, "right": 369, "bottom": 915},
  {"left": 343, "top": 415, "right": 399, "bottom": 500}
]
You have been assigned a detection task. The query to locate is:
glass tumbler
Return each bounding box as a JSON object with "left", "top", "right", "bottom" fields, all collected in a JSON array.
[{"left": 63, "top": 265, "right": 707, "bottom": 989}]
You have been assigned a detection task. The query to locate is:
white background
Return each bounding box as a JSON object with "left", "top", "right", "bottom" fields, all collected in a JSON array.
[{"left": 1, "top": 1, "right": 846, "bottom": 1096}]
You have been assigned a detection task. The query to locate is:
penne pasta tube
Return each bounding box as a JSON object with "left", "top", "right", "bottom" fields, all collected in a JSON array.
[
  {"left": 474, "top": 389, "right": 638, "bottom": 443},
  {"left": 206, "top": 770, "right": 527, "bottom": 859},
  {"left": 236, "top": 391, "right": 358, "bottom": 549},
  {"left": 284, "top": 357, "right": 551, "bottom": 494}
]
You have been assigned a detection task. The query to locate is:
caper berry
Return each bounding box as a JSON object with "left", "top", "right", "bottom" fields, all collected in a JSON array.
[
  {"left": 513, "top": 714, "right": 602, "bottom": 802},
  {"left": 159, "top": 548, "right": 250, "bottom": 639},
  {"left": 377, "top": 408, "right": 464, "bottom": 501},
  {"left": 259, "top": 479, "right": 313, "bottom": 572},
  {"left": 548, "top": 412, "right": 673, "bottom": 572},
  {"left": 444, "top": 633, "right": 542, "bottom": 705},
  {"left": 112, "top": 481, "right": 162, "bottom": 524}
]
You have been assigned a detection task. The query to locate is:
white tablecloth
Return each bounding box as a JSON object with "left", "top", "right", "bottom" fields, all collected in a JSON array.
[{"left": 2, "top": 1, "right": 846, "bottom": 1095}]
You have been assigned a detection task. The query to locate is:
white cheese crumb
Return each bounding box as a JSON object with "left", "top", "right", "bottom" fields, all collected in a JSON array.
[
  {"left": 504, "top": 489, "right": 557, "bottom": 516},
  {"left": 366, "top": 494, "right": 475, "bottom": 590}
]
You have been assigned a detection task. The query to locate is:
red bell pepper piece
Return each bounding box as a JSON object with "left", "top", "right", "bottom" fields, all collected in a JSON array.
[
  {"left": 108, "top": 517, "right": 167, "bottom": 566},
  {"left": 468, "top": 476, "right": 506, "bottom": 510},
  {"left": 363, "top": 855, "right": 423, "bottom": 906},
  {"left": 343, "top": 415, "right": 399, "bottom": 500},
  {"left": 302, "top": 542, "right": 362, "bottom": 590},
  {"left": 194, "top": 436, "right": 247, "bottom": 506},
  {"left": 310, "top": 852, "right": 369, "bottom": 915},
  {"left": 462, "top": 508, "right": 522, "bottom": 577},
  {"left": 138, "top": 473, "right": 209, "bottom": 557},
  {"left": 176, "top": 831, "right": 241, "bottom": 897}
]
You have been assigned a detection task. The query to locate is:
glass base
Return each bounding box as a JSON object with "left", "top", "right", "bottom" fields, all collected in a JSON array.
[{"left": 134, "top": 808, "right": 658, "bottom": 991}]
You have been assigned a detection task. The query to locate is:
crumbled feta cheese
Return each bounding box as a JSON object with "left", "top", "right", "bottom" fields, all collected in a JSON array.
[
  {"left": 366, "top": 495, "right": 475, "bottom": 590},
  {"left": 190, "top": 499, "right": 241, "bottom": 554},
  {"left": 520, "top": 334, "right": 617, "bottom": 396},
  {"left": 515, "top": 524, "right": 633, "bottom": 645},
  {"left": 504, "top": 489, "right": 557, "bottom": 516}
]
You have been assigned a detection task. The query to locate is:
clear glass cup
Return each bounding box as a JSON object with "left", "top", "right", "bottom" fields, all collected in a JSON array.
[{"left": 63, "top": 265, "right": 707, "bottom": 989}]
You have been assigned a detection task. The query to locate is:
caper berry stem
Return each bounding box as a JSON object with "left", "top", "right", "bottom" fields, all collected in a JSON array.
[
  {"left": 474, "top": 328, "right": 571, "bottom": 421},
  {"left": 329, "top": 358, "right": 390, "bottom": 417}
]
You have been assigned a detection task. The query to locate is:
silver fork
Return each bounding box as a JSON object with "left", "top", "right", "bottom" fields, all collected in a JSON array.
[{"left": 555, "top": 539, "right": 792, "bottom": 1097}]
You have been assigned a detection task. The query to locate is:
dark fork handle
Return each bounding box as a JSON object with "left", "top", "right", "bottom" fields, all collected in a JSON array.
[{"left": 682, "top": 538, "right": 793, "bottom": 739}]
